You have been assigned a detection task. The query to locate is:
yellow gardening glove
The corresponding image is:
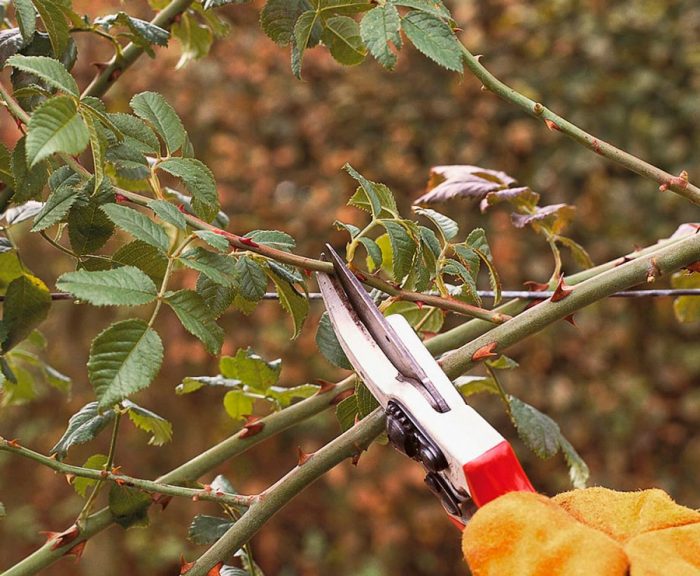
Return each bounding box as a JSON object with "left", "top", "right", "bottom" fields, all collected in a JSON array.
[{"left": 462, "top": 487, "right": 700, "bottom": 576}]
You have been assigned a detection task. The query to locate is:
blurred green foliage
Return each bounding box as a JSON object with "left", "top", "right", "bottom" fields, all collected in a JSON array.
[{"left": 1, "top": 0, "right": 698, "bottom": 574}]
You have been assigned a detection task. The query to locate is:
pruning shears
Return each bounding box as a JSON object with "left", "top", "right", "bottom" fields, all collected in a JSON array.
[{"left": 317, "top": 244, "right": 535, "bottom": 528}]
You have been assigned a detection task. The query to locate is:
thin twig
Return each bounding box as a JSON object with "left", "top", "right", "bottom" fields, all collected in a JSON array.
[
  {"left": 459, "top": 46, "right": 700, "bottom": 206},
  {"left": 0, "top": 438, "right": 258, "bottom": 508}
]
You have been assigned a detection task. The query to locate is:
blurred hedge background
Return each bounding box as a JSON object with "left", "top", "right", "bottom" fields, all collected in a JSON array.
[{"left": 1, "top": 0, "right": 699, "bottom": 574}]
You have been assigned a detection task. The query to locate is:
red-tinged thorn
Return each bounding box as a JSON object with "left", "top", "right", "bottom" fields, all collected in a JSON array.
[
  {"left": 65, "top": 540, "right": 86, "bottom": 562},
  {"left": 472, "top": 342, "right": 498, "bottom": 362},
  {"left": 240, "top": 415, "right": 265, "bottom": 438},
  {"left": 330, "top": 389, "right": 354, "bottom": 406},
  {"left": 41, "top": 524, "right": 80, "bottom": 550},
  {"left": 152, "top": 494, "right": 172, "bottom": 510},
  {"left": 297, "top": 446, "right": 312, "bottom": 466},
  {"left": 315, "top": 379, "right": 336, "bottom": 394},
  {"left": 15, "top": 117, "right": 23, "bottom": 129},
  {"left": 114, "top": 477, "right": 126, "bottom": 486},
  {"left": 109, "top": 68, "right": 122, "bottom": 82},
  {"left": 65, "top": 474, "right": 75, "bottom": 485},
  {"left": 551, "top": 274, "right": 573, "bottom": 302},
  {"left": 523, "top": 280, "right": 549, "bottom": 292},
  {"left": 239, "top": 236, "right": 259, "bottom": 248},
  {"left": 177, "top": 203, "right": 186, "bottom": 213},
  {"left": 6, "top": 438, "right": 20, "bottom": 448},
  {"left": 114, "top": 193, "right": 127, "bottom": 203},
  {"left": 207, "top": 562, "right": 224, "bottom": 576},
  {"left": 111, "top": 465, "right": 122, "bottom": 475},
  {"left": 684, "top": 261, "right": 700, "bottom": 273},
  {"left": 565, "top": 314, "right": 577, "bottom": 326},
  {"left": 303, "top": 268, "right": 312, "bottom": 278},
  {"left": 416, "top": 300, "right": 424, "bottom": 309},
  {"left": 545, "top": 119, "right": 560, "bottom": 132},
  {"left": 92, "top": 62, "right": 108, "bottom": 71},
  {"left": 180, "top": 555, "right": 195, "bottom": 574}
]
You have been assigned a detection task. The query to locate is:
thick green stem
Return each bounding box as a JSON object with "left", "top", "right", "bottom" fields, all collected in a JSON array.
[
  {"left": 184, "top": 411, "right": 386, "bottom": 576},
  {"left": 460, "top": 46, "right": 700, "bottom": 206}
]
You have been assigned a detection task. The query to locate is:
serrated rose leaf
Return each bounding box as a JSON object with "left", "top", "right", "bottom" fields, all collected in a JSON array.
[
  {"left": 400, "top": 11, "right": 462, "bottom": 72},
  {"left": 130, "top": 92, "right": 186, "bottom": 154},
  {"left": 148, "top": 199, "right": 187, "bottom": 230},
  {"left": 316, "top": 312, "right": 352, "bottom": 369},
  {"left": 101, "top": 203, "right": 170, "bottom": 252},
  {"left": 158, "top": 157, "right": 219, "bottom": 222},
  {"left": 220, "top": 348, "right": 281, "bottom": 390},
  {"left": 179, "top": 247, "right": 237, "bottom": 287},
  {"left": 109, "top": 484, "right": 150, "bottom": 528},
  {"left": 234, "top": 256, "right": 267, "bottom": 301},
  {"left": 360, "top": 4, "right": 401, "bottom": 70},
  {"left": 266, "top": 268, "right": 308, "bottom": 339},
  {"left": 1, "top": 274, "right": 51, "bottom": 352},
  {"left": 507, "top": 395, "right": 561, "bottom": 459},
  {"left": 415, "top": 165, "right": 521, "bottom": 205},
  {"left": 413, "top": 206, "right": 458, "bottom": 240},
  {"left": 50, "top": 402, "right": 117, "bottom": 460},
  {"left": 380, "top": 219, "right": 417, "bottom": 281},
  {"left": 57, "top": 267, "right": 158, "bottom": 306},
  {"left": 6, "top": 55, "right": 78, "bottom": 96},
  {"left": 122, "top": 399, "right": 173, "bottom": 446},
  {"left": 321, "top": 16, "right": 366, "bottom": 66},
  {"left": 26, "top": 96, "right": 90, "bottom": 167},
  {"left": 165, "top": 289, "right": 224, "bottom": 354},
  {"left": 560, "top": 436, "right": 589, "bottom": 489},
  {"left": 88, "top": 319, "right": 163, "bottom": 408},
  {"left": 187, "top": 515, "right": 236, "bottom": 545}
]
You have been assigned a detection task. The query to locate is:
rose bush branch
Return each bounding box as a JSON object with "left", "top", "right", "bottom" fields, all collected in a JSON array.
[
  {"left": 0, "top": 439, "right": 258, "bottom": 508},
  {"left": 459, "top": 46, "right": 700, "bottom": 206}
]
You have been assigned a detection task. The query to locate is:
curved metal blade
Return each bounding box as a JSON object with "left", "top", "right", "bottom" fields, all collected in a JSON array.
[{"left": 322, "top": 244, "right": 449, "bottom": 413}]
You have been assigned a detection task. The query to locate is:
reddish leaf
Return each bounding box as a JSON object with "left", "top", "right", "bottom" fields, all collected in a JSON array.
[
  {"left": 511, "top": 204, "right": 576, "bottom": 233},
  {"left": 551, "top": 275, "right": 573, "bottom": 302},
  {"left": 208, "top": 562, "right": 224, "bottom": 576},
  {"left": 415, "top": 165, "right": 520, "bottom": 204},
  {"left": 472, "top": 342, "right": 498, "bottom": 361},
  {"left": 297, "top": 446, "right": 312, "bottom": 466},
  {"left": 151, "top": 493, "right": 172, "bottom": 510}
]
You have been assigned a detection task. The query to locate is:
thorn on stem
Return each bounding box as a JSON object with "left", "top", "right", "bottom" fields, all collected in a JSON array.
[
  {"left": 330, "top": 389, "right": 354, "bottom": 405},
  {"left": 472, "top": 342, "right": 498, "bottom": 362}
]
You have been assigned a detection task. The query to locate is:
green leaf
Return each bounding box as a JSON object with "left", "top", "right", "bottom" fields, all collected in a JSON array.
[
  {"left": 485, "top": 355, "right": 519, "bottom": 370},
  {"left": 5, "top": 54, "right": 78, "bottom": 95},
  {"left": 294, "top": 9, "right": 320, "bottom": 51},
  {"left": 0, "top": 142, "right": 13, "bottom": 190},
  {"left": 176, "top": 374, "right": 241, "bottom": 395},
  {"left": 25, "top": 95, "right": 90, "bottom": 167},
  {"left": 223, "top": 389, "right": 255, "bottom": 420},
  {"left": 88, "top": 319, "right": 164, "bottom": 408},
  {"left": 194, "top": 230, "right": 229, "bottom": 253},
  {"left": 560, "top": 436, "right": 589, "bottom": 489},
  {"left": 204, "top": 0, "right": 251, "bottom": 8},
  {"left": 557, "top": 236, "right": 594, "bottom": 269},
  {"left": 384, "top": 301, "right": 444, "bottom": 333},
  {"left": 56, "top": 266, "right": 158, "bottom": 306},
  {"left": 234, "top": 256, "right": 267, "bottom": 301},
  {"left": 316, "top": 312, "right": 352, "bottom": 369},
  {"left": 319, "top": 0, "right": 371, "bottom": 15},
  {"left": 359, "top": 237, "right": 382, "bottom": 271},
  {"left": 220, "top": 348, "right": 281, "bottom": 391},
  {"left": 360, "top": 3, "right": 401, "bottom": 70},
  {"left": 130, "top": 92, "right": 186, "bottom": 154},
  {"left": 671, "top": 271, "right": 700, "bottom": 323},
  {"left": 379, "top": 219, "right": 416, "bottom": 281},
  {"left": 188, "top": 515, "right": 236, "bottom": 545},
  {"left": 401, "top": 11, "right": 463, "bottom": 72},
  {"left": 321, "top": 16, "right": 366, "bottom": 66},
  {"left": 466, "top": 228, "right": 501, "bottom": 304},
  {"left": 454, "top": 375, "right": 499, "bottom": 398},
  {"left": 0, "top": 274, "right": 51, "bottom": 352},
  {"left": 393, "top": 0, "right": 452, "bottom": 20},
  {"left": 507, "top": 395, "right": 561, "bottom": 459},
  {"left": 0, "top": 31, "right": 24, "bottom": 71},
  {"left": 96, "top": 12, "right": 169, "bottom": 49},
  {"left": 11, "top": 137, "right": 49, "bottom": 202},
  {"left": 123, "top": 399, "right": 173, "bottom": 446},
  {"left": 179, "top": 247, "right": 236, "bottom": 286},
  {"left": 101, "top": 203, "right": 170, "bottom": 253},
  {"left": 158, "top": 157, "right": 219, "bottom": 222},
  {"left": 50, "top": 402, "right": 117, "bottom": 460},
  {"left": 244, "top": 229, "right": 296, "bottom": 252},
  {"left": 31, "top": 175, "right": 82, "bottom": 232},
  {"left": 172, "top": 13, "right": 213, "bottom": 69},
  {"left": 356, "top": 380, "right": 379, "bottom": 418},
  {"left": 266, "top": 383, "right": 319, "bottom": 408},
  {"left": 260, "top": 0, "right": 311, "bottom": 45},
  {"left": 266, "top": 267, "right": 308, "bottom": 339},
  {"left": 81, "top": 107, "right": 107, "bottom": 192},
  {"left": 345, "top": 164, "right": 398, "bottom": 218},
  {"left": 0, "top": 246, "right": 26, "bottom": 295},
  {"left": 109, "top": 484, "right": 150, "bottom": 528},
  {"left": 196, "top": 274, "right": 235, "bottom": 319},
  {"left": 335, "top": 393, "right": 358, "bottom": 432},
  {"left": 413, "top": 206, "right": 458, "bottom": 241},
  {"left": 165, "top": 289, "right": 223, "bottom": 354},
  {"left": 112, "top": 240, "right": 168, "bottom": 284},
  {"left": 442, "top": 257, "right": 479, "bottom": 304},
  {"left": 148, "top": 199, "right": 187, "bottom": 230},
  {"left": 14, "top": 0, "right": 36, "bottom": 43},
  {"left": 106, "top": 112, "right": 160, "bottom": 154},
  {"left": 73, "top": 454, "right": 108, "bottom": 497},
  {"left": 32, "top": 0, "right": 70, "bottom": 57},
  {"left": 334, "top": 220, "right": 360, "bottom": 239}
]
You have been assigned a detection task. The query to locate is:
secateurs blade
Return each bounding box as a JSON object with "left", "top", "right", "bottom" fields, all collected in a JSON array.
[{"left": 316, "top": 244, "right": 535, "bottom": 527}]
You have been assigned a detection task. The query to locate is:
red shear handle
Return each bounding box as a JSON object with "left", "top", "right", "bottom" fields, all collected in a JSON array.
[{"left": 463, "top": 441, "right": 536, "bottom": 508}]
